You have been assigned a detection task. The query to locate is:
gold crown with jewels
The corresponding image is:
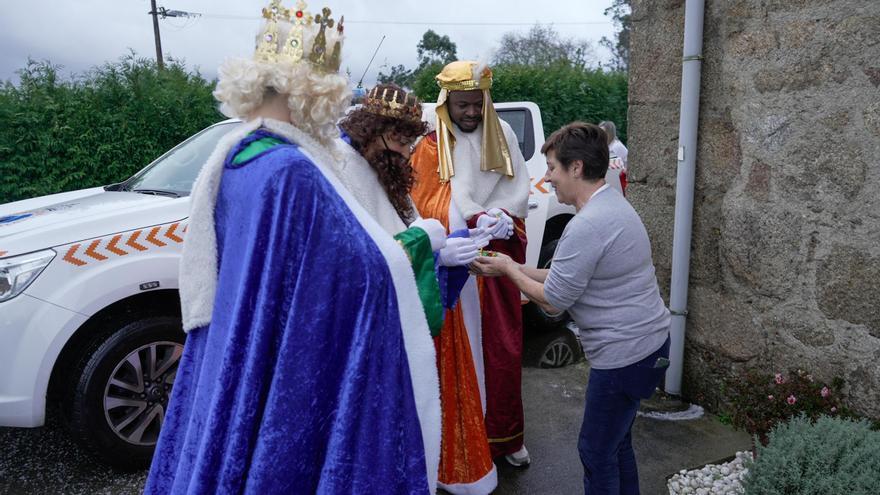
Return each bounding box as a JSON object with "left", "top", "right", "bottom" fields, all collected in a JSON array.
[
  {"left": 362, "top": 86, "right": 423, "bottom": 125},
  {"left": 254, "top": 0, "right": 343, "bottom": 73}
]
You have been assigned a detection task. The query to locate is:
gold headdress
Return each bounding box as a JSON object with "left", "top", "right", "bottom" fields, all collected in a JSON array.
[
  {"left": 434, "top": 61, "right": 514, "bottom": 182},
  {"left": 362, "top": 86, "right": 423, "bottom": 125},
  {"left": 254, "top": 0, "right": 344, "bottom": 73}
]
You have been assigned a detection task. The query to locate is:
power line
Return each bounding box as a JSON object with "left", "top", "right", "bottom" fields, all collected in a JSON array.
[{"left": 154, "top": 10, "right": 611, "bottom": 26}]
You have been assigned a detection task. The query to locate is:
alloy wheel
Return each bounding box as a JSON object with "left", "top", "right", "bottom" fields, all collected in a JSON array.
[
  {"left": 540, "top": 340, "right": 574, "bottom": 368},
  {"left": 102, "top": 341, "right": 183, "bottom": 446}
]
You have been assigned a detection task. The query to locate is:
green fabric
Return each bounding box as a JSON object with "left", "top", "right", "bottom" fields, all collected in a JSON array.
[
  {"left": 232, "top": 136, "right": 285, "bottom": 165},
  {"left": 395, "top": 227, "right": 444, "bottom": 336}
]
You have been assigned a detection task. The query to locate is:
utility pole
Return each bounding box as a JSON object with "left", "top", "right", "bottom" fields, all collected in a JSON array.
[{"left": 149, "top": 0, "right": 164, "bottom": 69}]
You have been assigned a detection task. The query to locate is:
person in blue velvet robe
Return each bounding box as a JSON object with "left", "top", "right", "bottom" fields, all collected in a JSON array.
[
  {"left": 146, "top": 7, "right": 442, "bottom": 491},
  {"left": 145, "top": 123, "right": 435, "bottom": 494}
]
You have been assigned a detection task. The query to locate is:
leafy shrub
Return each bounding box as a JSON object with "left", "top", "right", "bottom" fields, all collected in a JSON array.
[
  {"left": 0, "top": 54, "right": 221, "bottom": 204},
  {"left": 412, "top": 62, "right": 628, "bottom": 143},
  {"left": 727, "top": 369, "right": 848, "bottom": 443},
  {"left": 743, "top": 414, "right": 880, "bottom": 494}
]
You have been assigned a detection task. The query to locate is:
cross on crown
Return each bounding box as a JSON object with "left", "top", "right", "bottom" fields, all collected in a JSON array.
[{"left": 254, "top": 1, "right": 343, "bottom": 73}]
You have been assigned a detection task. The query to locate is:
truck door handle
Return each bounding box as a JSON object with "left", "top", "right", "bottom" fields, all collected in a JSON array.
[{"left": 528, "top": 200, "right": 539, "bottom": 210}]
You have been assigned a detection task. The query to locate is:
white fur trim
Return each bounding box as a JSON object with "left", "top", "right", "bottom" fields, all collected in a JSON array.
[
  {"left": 447, "top": 196, "right": 486, "bottom": 414},
  {"left": 180, "top": 118, "right": 441, "bottom": 494},
  {"left": 328, "top": 140, "right": 408, "bottom": 236},
  {"left": 449, "top": 119, "right": 530, "bottom": 220},
  {"left": 437, "top": 464, "right": 498, "bottom": 495},
  {"left": 179, "top": 119, "right": 262, "bottom": 332}
]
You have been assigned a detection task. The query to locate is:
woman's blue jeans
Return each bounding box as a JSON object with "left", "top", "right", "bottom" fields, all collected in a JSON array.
[{"left": 578, "top": 337, "right": 670, "bottom": 495}]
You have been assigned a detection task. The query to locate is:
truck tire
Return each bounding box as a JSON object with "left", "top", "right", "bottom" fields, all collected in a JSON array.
[
  {"left": 524, "top": 327, "right": 583, "bottom": 368},
  {"left": 62, "top": 316, "right": 184, "bottom": 470}
]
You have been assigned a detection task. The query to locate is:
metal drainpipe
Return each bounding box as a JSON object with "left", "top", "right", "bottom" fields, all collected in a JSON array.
[{"left": 665, "top": 0, "right": 706, "bottom": 396}]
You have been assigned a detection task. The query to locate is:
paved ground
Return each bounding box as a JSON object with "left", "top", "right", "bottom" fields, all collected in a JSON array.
[
  {"left": 0, "top": 363, "right": 749, "bottom": 495},
  {"left": 492, "top": 362, "right": 751, "bottom": 495}
]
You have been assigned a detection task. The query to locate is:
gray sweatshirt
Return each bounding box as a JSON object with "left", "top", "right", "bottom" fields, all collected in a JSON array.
[{"left": 544, "top": 186, "right": 670, "bottom": 369}]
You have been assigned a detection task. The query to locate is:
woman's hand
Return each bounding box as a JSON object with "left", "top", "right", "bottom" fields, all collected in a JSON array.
[{"left": 471, "top": 252, "right": 515, "bottom": 277}]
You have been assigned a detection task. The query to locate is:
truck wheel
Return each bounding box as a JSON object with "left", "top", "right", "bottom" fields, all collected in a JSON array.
[
  {"left": 534, "top": 329, "right": 582, "bottom": 369},
  {"left": 62, "top": 316, "right": 184, "bottom": 470}
]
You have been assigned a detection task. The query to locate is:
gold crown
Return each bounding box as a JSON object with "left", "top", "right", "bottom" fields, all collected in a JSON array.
[
  {"left": 254, "top": 0, "right": 343, "bottom": 73},
  {"left": 362, "top": 86, "right": 423, "bottom": 125}
]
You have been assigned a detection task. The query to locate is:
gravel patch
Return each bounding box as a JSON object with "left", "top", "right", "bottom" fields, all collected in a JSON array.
[
  {"left": 0, "top": 413, "right": 146, "bottom": 494},
  {"left": 667, "top": 451, "right": 753, "bottom": 495}
]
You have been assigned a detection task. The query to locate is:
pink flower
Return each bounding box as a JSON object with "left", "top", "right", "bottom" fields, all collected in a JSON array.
[
  {"left": 821, "top": 386, "right": 831, "bottom": 398},
  {"left": 774, "top": 373, "right": 786, "bottom": 384},
  {"left": 831, "top": 407, "right": 838, "bottom": 413},
  {"left": 768, "top": 395, "right": 775, "bottom": 400},
  {"left": 787, "top": 395, "right": 797, "bottom": 405}
]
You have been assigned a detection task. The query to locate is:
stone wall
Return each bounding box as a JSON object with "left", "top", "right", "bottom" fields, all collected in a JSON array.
[{"left": 627, "top": 0, "right": 880, "bottom": 417}]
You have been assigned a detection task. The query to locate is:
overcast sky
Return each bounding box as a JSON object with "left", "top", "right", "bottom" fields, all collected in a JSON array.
[{"left": 1, "top": 0, "right": 617, "bottom": 87}]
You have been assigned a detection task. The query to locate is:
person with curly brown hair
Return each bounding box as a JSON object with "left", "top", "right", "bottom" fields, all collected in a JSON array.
[
  {"left": 338, "top": 84, "right": 427, "bottom": 227},
  {"left": 335, "top": 83, "right": 485, "bottom": 338}
]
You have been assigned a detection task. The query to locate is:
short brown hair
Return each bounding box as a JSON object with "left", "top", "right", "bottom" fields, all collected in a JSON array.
[{"left": 541, "top": 122, "right": 609, "bottom": 181}]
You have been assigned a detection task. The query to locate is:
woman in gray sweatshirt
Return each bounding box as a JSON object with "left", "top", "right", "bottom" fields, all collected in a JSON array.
[{"left": 473, "top": 122, "right": 670, "bottom": 495}]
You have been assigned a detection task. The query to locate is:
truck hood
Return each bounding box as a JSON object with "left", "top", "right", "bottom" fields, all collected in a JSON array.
[{"left": 0, "top": 188, "right": 190, "bottom": 258}]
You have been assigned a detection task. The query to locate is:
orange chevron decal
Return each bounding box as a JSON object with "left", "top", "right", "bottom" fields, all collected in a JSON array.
[
  {"left": 164, "top": 223, "right": 183, "bottom": 243},
  {"left": 126, "top": 231, "right": 149, "bottom": 252},
  {"left": 106, "top": 235, "right": 128, "bottom": 256},
  {"left": 146, "top": 227, "right": 167, "bottom": 247},
  {"left": 534, "top": 178, "right": 549, "bottom": 194},
  {"left": 84, "top": 239, "right": 109, "bottom": 261},
  {"left": 63, "top": 244, "right": 88, "bottom": 266}
]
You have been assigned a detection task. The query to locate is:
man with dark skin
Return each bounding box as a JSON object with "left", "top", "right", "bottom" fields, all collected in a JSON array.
[
  {"left": 409, "top": 61, "right": 531, "bottom": 494},
  {"left": 448, "top": 89, "right": 484, "bottom": 133}
]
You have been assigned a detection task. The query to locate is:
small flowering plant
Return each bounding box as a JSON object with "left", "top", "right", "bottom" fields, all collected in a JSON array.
[{"left": 727, "top": 368, "right": 848, "bottom": 444}]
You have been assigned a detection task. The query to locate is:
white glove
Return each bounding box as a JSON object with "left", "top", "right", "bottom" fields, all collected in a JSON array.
[
  {"left": 468, "top": 227, "right": 493, "bottom": 249},
  {"left": 438, "top": 236, "right": 479, "bottom": 267},
  {"left": 409, "top": 218, "right": 447, "bottom": 251},
  {"left": 478, "top": 208, "right": 514, "bottom": 240}
]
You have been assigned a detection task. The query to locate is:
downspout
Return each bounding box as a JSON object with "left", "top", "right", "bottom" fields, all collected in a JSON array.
[{"left": 665, "top": 0, "right": 706, "bottom": 396}]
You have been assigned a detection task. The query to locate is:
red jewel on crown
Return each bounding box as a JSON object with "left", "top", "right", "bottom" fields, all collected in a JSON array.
[{"left": 296, "top": 10, "right": 304, "bottom": 18}]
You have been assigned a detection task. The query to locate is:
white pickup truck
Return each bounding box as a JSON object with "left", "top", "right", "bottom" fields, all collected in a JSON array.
[{"left": 0, "top": 102, "right": 620, "bottom": 467}]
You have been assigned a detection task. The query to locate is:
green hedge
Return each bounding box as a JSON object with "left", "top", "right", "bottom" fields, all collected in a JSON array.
[
  {"left": 412, "top": 62, "right": 628, "bottom": 143},
  {"left": 1, "top": 56, "right": 627, "bottom": 205},
  {"left": 0, "top": 55, "right": 221, "bottom": 204}
]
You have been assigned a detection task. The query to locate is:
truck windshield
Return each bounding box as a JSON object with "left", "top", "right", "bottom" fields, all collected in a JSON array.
[{"left": 123, "top": 122, "right": 241, "bottom": 197}]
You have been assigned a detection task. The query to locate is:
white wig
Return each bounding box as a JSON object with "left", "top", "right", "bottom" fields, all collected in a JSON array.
[{"left": 213, "top": 18, "right": 352, "bottom": 145}]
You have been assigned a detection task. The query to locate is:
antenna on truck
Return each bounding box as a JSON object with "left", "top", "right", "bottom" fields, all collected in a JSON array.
[{"left": 357, "top": 35, "right": 386, "bottom": 89}]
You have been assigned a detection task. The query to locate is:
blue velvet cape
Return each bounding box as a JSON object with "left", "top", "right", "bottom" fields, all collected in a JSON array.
[{"left": 145, "top": 131, "right": 429, "bottom": 494}]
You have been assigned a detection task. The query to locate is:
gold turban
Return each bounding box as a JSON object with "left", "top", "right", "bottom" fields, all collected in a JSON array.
[{"left": 434, "top": 61, "right": 514, "bottom": 182}]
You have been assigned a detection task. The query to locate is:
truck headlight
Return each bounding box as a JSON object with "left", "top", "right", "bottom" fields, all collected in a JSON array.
[{"left": 0, "top": 250, "right": 56, "bottom": 302}]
